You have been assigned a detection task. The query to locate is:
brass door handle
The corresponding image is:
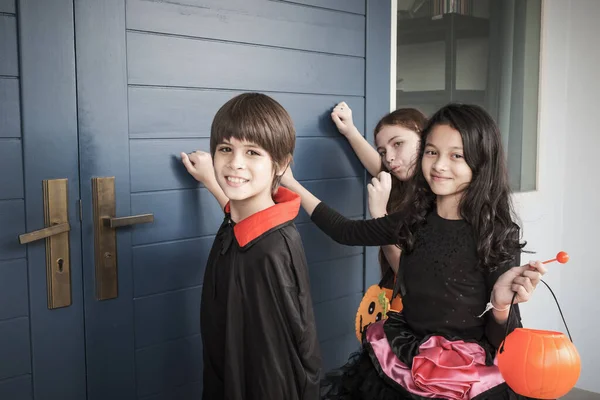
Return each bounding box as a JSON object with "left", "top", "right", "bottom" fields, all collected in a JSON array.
[
  {"left": 92, "top": 177, "right": 154, "bottom": 300},
  {"left": 17, "top": 179, "right": 72, "bottom": 309},
  {"left": 102, "top": 214, "right": 154, "bottom": 228},
  {"left": 19, "top": 222, "right": 71, "bottom": 244}
]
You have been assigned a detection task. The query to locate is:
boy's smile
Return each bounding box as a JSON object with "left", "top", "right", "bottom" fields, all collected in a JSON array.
[{"left": 225, "top": 176, "right": 249, "bottom": 186}]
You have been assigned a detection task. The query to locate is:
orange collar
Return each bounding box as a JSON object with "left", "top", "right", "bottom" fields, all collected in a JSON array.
[{"left": 224, "top": 187, "right": 300, "bottom": 247}]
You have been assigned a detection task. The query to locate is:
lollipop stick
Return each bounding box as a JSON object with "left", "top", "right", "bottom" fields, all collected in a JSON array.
[{"left": 531, "top": 251, "right": 569, "bottom": 268}]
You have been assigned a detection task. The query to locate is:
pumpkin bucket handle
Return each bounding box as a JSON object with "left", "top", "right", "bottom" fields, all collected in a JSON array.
[{"left": 499, "top": 279, "right": 573, "bottom": 354}]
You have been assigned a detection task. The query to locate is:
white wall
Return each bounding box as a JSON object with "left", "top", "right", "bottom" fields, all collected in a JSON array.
[
  {"left": 558, "top": 0, "right": 599, "bottom": 392},
  {"left": 515, "top": 0, "right": 600, "bottom": 393}
]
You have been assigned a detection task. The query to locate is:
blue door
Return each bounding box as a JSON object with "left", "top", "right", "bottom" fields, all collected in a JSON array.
[
  {"left": 0, "top": 1, "right": 87, "bottom": 399},
  {"left": 1, "top": 0, "right": 391, "bottom": 398}
]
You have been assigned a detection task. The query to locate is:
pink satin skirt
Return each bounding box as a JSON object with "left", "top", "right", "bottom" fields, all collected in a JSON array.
[{"left": 366, "top": 321, "right": 505, "bottom": 399}]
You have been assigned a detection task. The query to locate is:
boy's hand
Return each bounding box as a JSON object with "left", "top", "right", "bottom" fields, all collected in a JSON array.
[
  {"left": 492, "top": 260, "right": 547, "bottom": 308},
  {"left": 331, "top": 101, "right": 357, "bottom": 137},
  {"left": 181, "top": 151, "right": 215, "bottom": 184},
  {"left": 367, "top": 171, "right": 392, "bottom": 218}
]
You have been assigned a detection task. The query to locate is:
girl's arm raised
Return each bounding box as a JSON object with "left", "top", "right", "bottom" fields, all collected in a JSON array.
[
  {"left": 280, "top": 172, "right": 321, "bottom": 217},
  {"left": 332, "top": 102, "right": 382, "bottom": 177},
  {"left": 281, "top": 169, "right": 400, "bottom": 247}
]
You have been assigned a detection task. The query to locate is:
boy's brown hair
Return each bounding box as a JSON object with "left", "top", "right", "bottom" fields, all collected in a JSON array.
[{"left": 210, "top": 93, "right": 296, "bottom": 193}]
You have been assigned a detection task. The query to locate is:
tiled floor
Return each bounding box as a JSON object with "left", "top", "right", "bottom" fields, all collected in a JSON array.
[{"left": 561, "top": 388, "right": 600, "bottom": 400}]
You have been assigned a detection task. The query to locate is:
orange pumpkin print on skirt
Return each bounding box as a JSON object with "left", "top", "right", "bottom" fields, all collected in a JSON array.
[{"left": 355, "top": 285, "right": 403, "bottom": 342}]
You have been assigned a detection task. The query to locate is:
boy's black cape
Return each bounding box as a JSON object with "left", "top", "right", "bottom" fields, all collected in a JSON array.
[{"left": 201, "top": 188, "right": 321, "bottom": 400}]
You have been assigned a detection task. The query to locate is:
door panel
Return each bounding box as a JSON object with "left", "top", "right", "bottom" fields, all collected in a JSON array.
[
  {"left": 0, "top": 374, "right": 32, "bottom": 400},
  {"left": 0, "top": 23, "right": 23, "bottom": 385},
  {"left": 130, "top": 138, "right": 212, "bottom": 193},
  {"left": 273, "top": 0, "right": 365, "bottom": 15},
  {"left": 126, "top": 32, "right": 364, "bottom": 95},
  {"left": 0, "top": 0, "right": 86, "bottom": 399},
  {"left": 75, "top": 0, "right": 370, "bottom": 398},
  {"left": 0, "top": 11, "right": 18, "bottom": 77},
  {"left": 74, "top": 0, "right": 135, "bottom": 398},
  {"left": 19, "top": 0, "right": 87, "bottom": 396},
  {"left": 128, "top": 88, "right": 366, "bottom": 140},
  {"left": 135, "top": 335, "right": 203, "bottom": 400},
  {"left": 0, "top": 141, "right": 24, "bottom": 197},
  {"left": 0, "top": 201, "right": 25, "bottom": 261},
  {"left": 126, "top": 0, "right": 365, "bottom": 56},
  {"left": 132, "top": 235, "right": 213, "bottom": 297}
]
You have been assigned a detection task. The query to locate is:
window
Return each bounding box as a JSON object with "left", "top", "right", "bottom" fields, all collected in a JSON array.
[{"left": 394, "top": 0, "right": 542, "bottom": 191}]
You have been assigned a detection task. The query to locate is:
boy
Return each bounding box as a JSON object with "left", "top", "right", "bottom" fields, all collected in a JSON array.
[{"left": 181, "top": 93, "right": 321, "bottom": 400}]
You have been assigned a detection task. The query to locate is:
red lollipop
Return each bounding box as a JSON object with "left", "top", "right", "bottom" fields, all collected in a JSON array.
[{"left": 542, "top": 251, "right": 569, "bottom": 265}]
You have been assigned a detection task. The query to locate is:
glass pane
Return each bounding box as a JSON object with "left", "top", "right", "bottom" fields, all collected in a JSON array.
[{"left": 395, "top": 0, "right": 541, "bottom": 192}]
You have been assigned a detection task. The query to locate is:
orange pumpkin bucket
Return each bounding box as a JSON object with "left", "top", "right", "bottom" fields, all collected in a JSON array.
[
  {"left": 498, "top": 328, "right": 580, "bottom": 399},
  {"left": 498, "top": 253, "right": 580, "bottom": 399}
]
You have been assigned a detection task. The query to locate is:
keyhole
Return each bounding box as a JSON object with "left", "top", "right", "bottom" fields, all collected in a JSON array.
[
  {"left": 57, "top": 258, "right": 64, "bottom": 272},
  {"left": 103, "top": 252, "right": 113, "bottom": 268}
]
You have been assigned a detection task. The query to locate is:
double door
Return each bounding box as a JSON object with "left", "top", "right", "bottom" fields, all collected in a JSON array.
[{"left": 1, "top": 0, "right": 377, "bottom": 398}]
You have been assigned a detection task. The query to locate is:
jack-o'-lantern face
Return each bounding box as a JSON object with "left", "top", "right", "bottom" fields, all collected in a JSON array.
[{"left": 355, "top": 285, "right": 389, "bottom": 342}]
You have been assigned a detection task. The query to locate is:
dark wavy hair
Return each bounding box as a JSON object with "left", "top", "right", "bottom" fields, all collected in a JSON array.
[
  {"left": 373, "top": 108, "right": 428, "bottom": 282},
  {"left": 397, "top": 103, "right": 525, "bottom": 271}
]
